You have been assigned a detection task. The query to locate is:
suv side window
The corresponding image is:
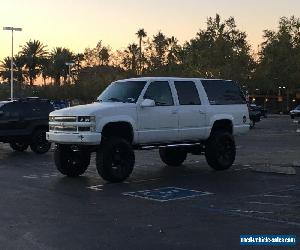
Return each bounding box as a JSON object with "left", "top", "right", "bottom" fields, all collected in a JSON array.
[
  {"left": 144, "top": 81, "right": 174, "bottom": 106},
  {"left": 174, "top": 81, "right": 201, "bottom": 105},
  {"left": 201, "top": 80, "right": 246, "bottom": 105},
  {"left": 3, "top": 103, "right": 22, "bottom": 118}
]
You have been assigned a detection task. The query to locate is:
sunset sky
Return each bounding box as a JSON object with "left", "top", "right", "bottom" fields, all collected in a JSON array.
[{"left": 1, "top": 0, "right": 300, "bottom": 60}]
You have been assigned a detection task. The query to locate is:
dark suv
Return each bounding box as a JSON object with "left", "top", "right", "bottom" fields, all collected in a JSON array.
[{"left": 0, "top": 98, "right": 54, "bottom": 154}]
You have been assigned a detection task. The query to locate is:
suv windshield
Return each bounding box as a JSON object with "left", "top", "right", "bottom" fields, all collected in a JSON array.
[{"left": 98, "top": 81, "right": 146, "bottom": 103}]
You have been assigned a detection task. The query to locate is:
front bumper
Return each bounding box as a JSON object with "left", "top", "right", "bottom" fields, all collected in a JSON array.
[{"left": 46, "top": 131, "right": 101, "bottom": 145}]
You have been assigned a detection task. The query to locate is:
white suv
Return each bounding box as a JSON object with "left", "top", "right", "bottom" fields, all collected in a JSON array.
[{"left": 47, "top": 77, "right": 250, "bottom": 182}]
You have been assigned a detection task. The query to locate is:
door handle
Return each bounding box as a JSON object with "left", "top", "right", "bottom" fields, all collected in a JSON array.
[
  {"left": 199, "top": 110, "right": 205, "bottom": 114},
  {"left": 171, "top": 110, "right": 178, "bottom": 114}
]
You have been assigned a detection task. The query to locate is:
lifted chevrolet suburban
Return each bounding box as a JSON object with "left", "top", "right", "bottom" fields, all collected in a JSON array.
[{"left": 47, "top": 77, "right": 250, "bottom": 182}]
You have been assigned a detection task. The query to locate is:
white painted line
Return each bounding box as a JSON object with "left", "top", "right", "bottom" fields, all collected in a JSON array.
[
  {"left": 23, "top": 175, "right": 38, "bottom": 179},
  {"left": 252, "top": 165, "right": 296, "bottom": 175},
  {"left": 247, "top": 201, "right": 300, "bottom": 207},
  {"left": 124, "top": 178, "right": 161, "bottom": 184},
  {"left": 263, "top": 194, "right": 291, "bottom": 198},
  {"left": 234, "top": 167, "right": 252, "bottom": 171},
  {"left": 87, "top": 184, "right": 103, "bottom": 191},
  {"left": 229, "top": 209, "right": 273, "bottom": 214}
]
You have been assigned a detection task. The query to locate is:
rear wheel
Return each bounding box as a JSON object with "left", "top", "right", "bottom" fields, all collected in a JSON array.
[
  {"left": 205, "top": 130, "right": 236, "bottom": 171},
  {"left": 10, "top": 142, "right": 29, "bottom": 152},
  {"left": 30, "top": 129, "right": 51, "bottom": 154},
  {"left": 96, "top": 137, "right": 135, "bottom": 183},
  {"left": 159, "top": 147, "right": 187, "bottom": 166},
  {"left": 54, "top": 144, "right": 90, "bottom": 177}
]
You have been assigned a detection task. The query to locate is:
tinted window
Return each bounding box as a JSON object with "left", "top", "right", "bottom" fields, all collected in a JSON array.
[
  {"left": 175, "top": 81, "right": 201, "bottom": 105},
  {"left": 1, "top": 102, "right": 23, "bottom": 118},
  {"left": 201, "top": 80, "right": 246, "bottom": 105},
  {"left": 98, "top": 81, "right": 146, "bottom": 103},
  {"left": 144, "top": 81, "right": 174, "bottom": 106}
]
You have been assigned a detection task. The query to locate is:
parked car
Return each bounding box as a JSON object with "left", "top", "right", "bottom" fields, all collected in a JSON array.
[
  {"left": 47, "top": 77, "right": 250, "bottom": 182},
  {"left": 50, "top": 100, "right": 70, "bottom": 110},
  {"left": 249, "top": 104, "right": 267, "bottom": 118},
  {"left": 290, "top": 105, "right": 300, "bottom": 119},
  {"left": 248, "top": 104, "right": 261, "bottom": 128},
  {"left": 0, "top": 97, "right": 54, "bottom": 153}
]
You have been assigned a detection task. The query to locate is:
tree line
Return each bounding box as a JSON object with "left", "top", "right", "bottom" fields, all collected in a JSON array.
[{"left": 0, "top": 14, "right": 300, "bottom": 103}]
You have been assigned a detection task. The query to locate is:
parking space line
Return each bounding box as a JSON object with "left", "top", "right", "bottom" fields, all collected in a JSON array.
[
  {"left": 262, "top": 194, "right": 291, "bottom": 198},
  {"left": 229, "top": 209, "right": 273, "bottom": 214},
  {"left": 247, "top": 201, "right": 300, "bottom": 207},
  {"left": 87, "top": 184, "right": 103, "bottom": 191}
]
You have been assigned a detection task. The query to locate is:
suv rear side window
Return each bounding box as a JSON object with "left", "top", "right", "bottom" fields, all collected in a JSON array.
[
  {"left": 1, "top": 102, "right": 23, "bottom": 118},
  {"left": 144, "top": 81, "right": 174, "bottom": 106},
  {"left": 174, "top": 81, "right": 201, "bottom": 105},
  {"left": 201, "top": 80, "right": 246, "bottom": 105}
]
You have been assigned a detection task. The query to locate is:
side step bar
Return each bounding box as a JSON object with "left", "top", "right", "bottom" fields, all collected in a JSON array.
[{"left": 137, "top": 142, "right": 204, "bottom": 150}]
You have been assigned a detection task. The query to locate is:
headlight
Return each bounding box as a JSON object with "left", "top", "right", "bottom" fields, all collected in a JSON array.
[
  {"left": 49, "top": 116, "right": 55, "bottom": 122},
  {"left": 78, "top": 116, "right": 95, "bottom": 122}
]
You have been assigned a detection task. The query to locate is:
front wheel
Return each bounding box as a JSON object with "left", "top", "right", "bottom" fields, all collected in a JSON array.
[
  {"left": 159, "top": 147, "right": 187, "bottom": 166},
  {"left": 96, "top": 137, "right": 135, "bottom": 183},
  {"left": 10, "top": 142, "right": 29, "bottom": 152},
  {"left": 54, "top": 144, "right": 90, "bottom": 177},
  {"left": 205, "top": 131, "right": 236, "bottom": 171},
  {"left": 30, "top": 129, "right": 51, "bottom": 154}
]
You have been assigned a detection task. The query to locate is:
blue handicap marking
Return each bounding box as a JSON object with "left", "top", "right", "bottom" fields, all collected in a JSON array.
[{"left": 123, "top": 187, "right": 213, "bottom": 202}]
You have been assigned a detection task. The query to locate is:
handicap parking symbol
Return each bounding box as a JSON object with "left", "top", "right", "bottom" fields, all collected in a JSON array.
[{"left": 123, "top": 187, "right": 212, "bottom": 202}]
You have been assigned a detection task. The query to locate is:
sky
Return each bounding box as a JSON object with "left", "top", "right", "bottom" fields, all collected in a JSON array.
[{"left": 1, "top": 0, "right": 300, "bottom": 60}]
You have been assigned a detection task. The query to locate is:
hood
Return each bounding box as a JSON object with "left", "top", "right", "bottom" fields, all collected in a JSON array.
[{"left": 50, "top": 102, "right": 134, "bottom": 116}]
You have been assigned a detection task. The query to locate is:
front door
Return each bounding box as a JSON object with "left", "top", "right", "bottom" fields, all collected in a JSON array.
[{"left": 137, "top": 81, "right": 179, "bottom": 144}]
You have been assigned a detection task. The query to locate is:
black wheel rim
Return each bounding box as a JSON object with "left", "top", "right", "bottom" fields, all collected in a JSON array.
[
  {"left": 216, "top": 137, "right": 235, "bottom": 165},
  {"left": 110, "top": 144, "right": 132, "bottom": 178},
  {"left": 36, "top": 132, "right": 50, "bottom": 152}
]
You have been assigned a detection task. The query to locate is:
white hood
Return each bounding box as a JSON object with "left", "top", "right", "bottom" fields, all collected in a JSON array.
[{"left": 50, "top": 102, "right": 135, "bottom": 116}]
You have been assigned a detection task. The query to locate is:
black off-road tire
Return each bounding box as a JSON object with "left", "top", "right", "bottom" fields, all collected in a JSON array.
[
  {"left": 159, "top": 147, "right": 187, "bottom": 166},
  {"left": 10, "top": 142, "right": 29, "bottom": 152},
  {"left": 30, "top": 129, "right": 51, "bottom": 154},
  {"left": 205, "top": 130, "right": 236, "bottom": 171},
  {"left": 96, "top": 137, "right": 135, "bottom": 183},
  {"left": 54, "top": 144, "right": 91, "bottom": 177}
]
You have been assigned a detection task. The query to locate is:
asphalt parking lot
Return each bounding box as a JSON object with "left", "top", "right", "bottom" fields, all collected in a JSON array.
[{"left": 0, "top": 115, "right": 299, "bottom": 249}]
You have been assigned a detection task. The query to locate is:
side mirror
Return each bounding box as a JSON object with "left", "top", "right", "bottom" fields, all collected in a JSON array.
[{"left": 140, "top": 99, "right": 155, "bottom": 108}]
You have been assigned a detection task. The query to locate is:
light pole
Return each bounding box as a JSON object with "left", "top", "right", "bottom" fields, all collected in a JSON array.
[
  {"left": 3, "top": 27, "right": 22, "bottom": 100},
  {"left": 65, "top": 62, "right": 75, "bottom": 84}
]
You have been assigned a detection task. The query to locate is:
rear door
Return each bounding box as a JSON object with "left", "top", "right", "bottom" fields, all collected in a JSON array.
[{"left": 174, "top": 80, "right": 207, "bottom": 141}]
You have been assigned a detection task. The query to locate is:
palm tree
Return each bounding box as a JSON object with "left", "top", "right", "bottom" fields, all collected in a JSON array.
[
  {"left": 13, "top": 54, "right": 26, "bottom": 85},
  {"left": 21, "top": 40, "right": 48, "bottom": 85},
  {"left": 49, "top": 47, "right": 74, "bottom": 85},
  {"left": 136, "top": 28, "right": 147, "bottom": 74},
  {"left": 123, "top": 43, "right": 139, "bottom": 74},
  {"left": 0, "top": 57, "right": 11, "bottom": 82},
  {"left": 98, "top": 47, "right": 110, "bottom": 66}
]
